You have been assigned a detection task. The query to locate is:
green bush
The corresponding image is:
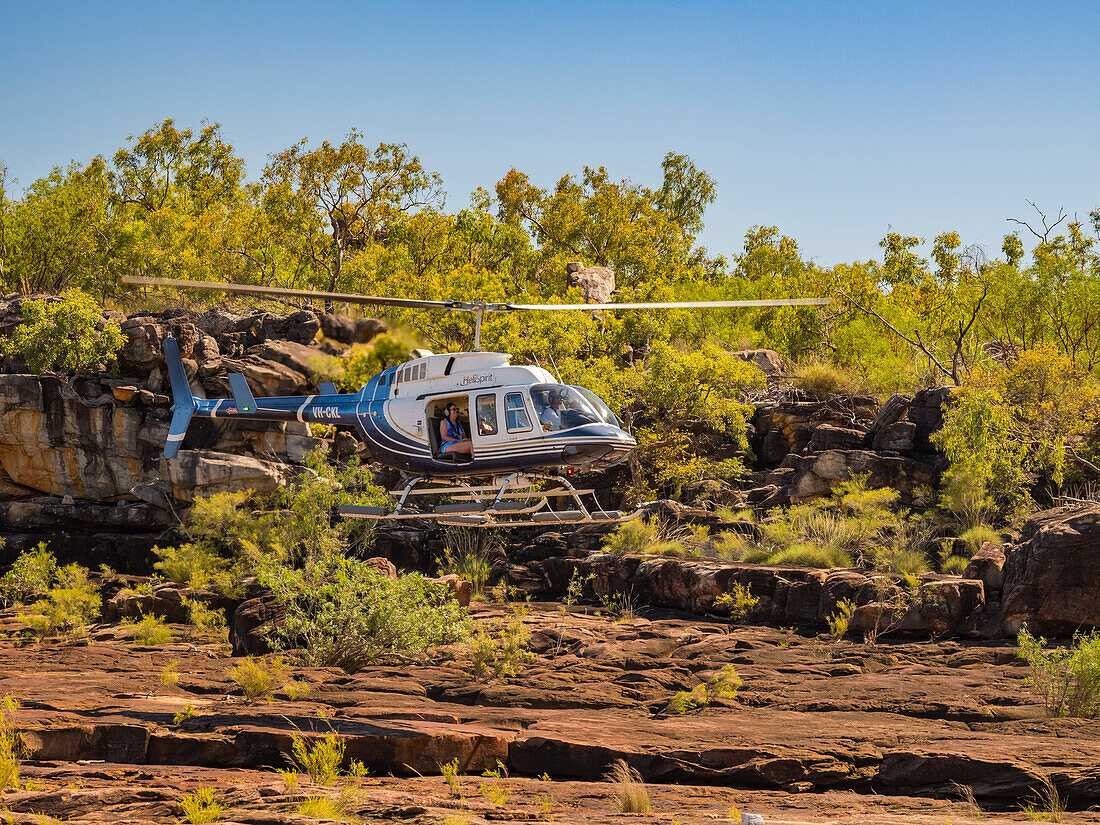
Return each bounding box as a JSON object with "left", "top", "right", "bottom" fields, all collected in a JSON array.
[
  {"left": 0, "top": 542, "right": 57, "bottom": 607},
  {"left": 0, "top": 694, "right": 22, "bottom": 792},
  {"left": 712, "top": 582, "right": 758, "bottom": 620},
  {"left": 260, "top": 558, "right": 469, "bottom": 674},
  {"left": 470, "top": 618, "right": 536, "bottom": 680},
  {"left": 795, "top": 361, "right": 857, "bottom": 398},
  {"left": 183, "top": 597, "right": 227, "bottom": 640},
  {"left": 152, "top": 543, "right": 230, "bottom": 591},
  {"left": 178, "top": 787, "right": 226, "bottom": 824},
  {"left": 940, "top": 555, "right": 970, "bottom": 575},
  {"left": 663, "top": 665, "right": 742, "bottom": 715},
  {"left": 20, "top": 563, "right": 100, "bottom": 640},
  {"left": 1017, "top": 626, "right": 1100, "bottom": 718},
  {"left": 289, "top": 733, "right": 347, "bottom": 785},
  {"left": 0, "top": 290, "right": 124, "bottom": 374},
  {"left": 960, "top": 524, "right": 1001, "bottom": 554},
  {"left": 124, "top": 613, "right": 174, "bottom": 646},
  {"left": 227, "top": 657, "right": 287, "bottom": 703}
]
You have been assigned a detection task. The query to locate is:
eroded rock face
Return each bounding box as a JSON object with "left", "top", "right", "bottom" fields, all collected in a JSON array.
[
  {"left": 565, "top": 262, "right": 615, "bottom": 304},
  {"left": 998, "top": 504, "right": 1100, "bottom": 635},
  {"left": 161, "top": 450, "right": 289, "bottom": 503},
  {"left": 0, "top": 375, "right": 168, "bottom": 499},
  {"left": 787, "top": 450, "right": 937, "bottom": 502}
]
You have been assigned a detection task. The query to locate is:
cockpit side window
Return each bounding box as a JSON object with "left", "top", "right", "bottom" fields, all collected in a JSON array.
[
  {"left": 476, "top": 393, "right": 498, "bottom": 436},
  {"left": 505, "top": 392, "right": 532, "bottom": 432}
]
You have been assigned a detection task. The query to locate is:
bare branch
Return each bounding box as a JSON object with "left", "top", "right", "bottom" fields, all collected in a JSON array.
[{"left": 840, "top": 291, "right": 958, "bottom": 384}]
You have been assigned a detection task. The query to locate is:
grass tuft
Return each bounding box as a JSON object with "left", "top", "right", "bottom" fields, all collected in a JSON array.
[
  {"left": 604, "top": 758, "right": 651, "bottom": 814},
  {"left": 178, "top": 787, "right": 226, "bottom": 824}
]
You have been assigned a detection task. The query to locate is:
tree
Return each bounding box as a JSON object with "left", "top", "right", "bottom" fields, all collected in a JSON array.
[
  {"left": 261, "top": 132, "right": 444, "bottom": 308},
  {"left": 0, "top": 290, "right": 124, "bottom": 374}
]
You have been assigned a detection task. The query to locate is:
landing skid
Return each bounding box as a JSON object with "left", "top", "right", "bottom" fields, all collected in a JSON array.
[{"left": 338, "top": 472, "right": 643, "bottom": 528}]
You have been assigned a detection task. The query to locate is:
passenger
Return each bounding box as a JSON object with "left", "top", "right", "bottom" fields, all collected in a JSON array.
[
  {"left": 440, "top": 404, "right": 473, "bottom": 454},
  {"left": 540, "top": 391, "right": 563, "bottom": 432}
]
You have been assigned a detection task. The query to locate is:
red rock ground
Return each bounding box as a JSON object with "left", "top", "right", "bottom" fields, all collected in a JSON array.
[{"left": 2, "top": 602, "right": 1100, "bottom": 824}]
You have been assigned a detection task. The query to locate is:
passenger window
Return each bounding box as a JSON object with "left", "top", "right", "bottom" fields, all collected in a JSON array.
[
  {"left": 505, "top": 392, "right": 532, "bottom": 432},
  {"left": 476, "top": 394, "right": 498, "bottom": 436}
]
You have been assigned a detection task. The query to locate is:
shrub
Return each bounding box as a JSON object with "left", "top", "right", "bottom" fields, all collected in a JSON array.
[
  {"left": 712, "top": 582, "right": 758, "bottom": 621},
  {"left": 767, "top": 543, "right": 852, "bottom": 569},
  {"left": 260, "top": 558, "right": 469, "bottom": 674},
  {"left": 124, "top": 613, "right": 174, "bottom": 646},
  {"left": 289, "top": 733, "right": 345, "bottom": 786},
  {"left": 960, "top": 524, "right": 1001, "bottom": 554},
  {"left": 21, "top": 563, "right": 100, "bottom": 640},
  {"left": 1, "top": 695, "right": 22, "bottom": 792},
  {"left": 153, "top": 543, "right": 230, "bottom": 591},
  {"left": 605, "top": 759, "right": 651, "bottom": 814},
  {"left": 663, "top": 665, "right": 742, "bottom": 715},
  {"left": 795, "top": 361, "right": 856, "bottom": 398},
  {"left": 178, "top": 787, "right": 226, "bottom": 824},
  {"left": 227, "top": 657, "right": 287, "bottom": 703},
  {"left": 708, "top": 531, "right": 747, "bottom": 561},
  {"left": 0, "top": 290, "right": 124, "bottom": 374},
  {"left": 161, "top": 660, "right": 180, "bottom": 687},
  {"left": 438, "top": 527, "right": 499, "bottom": 597},
  {"left": 1017, "top": 626, "right": 1100, "bottom": 718},
  {"left": 173, "top": 705, "right": 196, "bottom": 725},
  {"left": 941, "top": 555, "right": 970, "bottom": 576},
  {"left": 470, "top": 619, "right": 535, "bottom": 679},
  {"left": 296, "top": 796, "right": 347, "bottom": 820},
  {"left": 441, "top": 757, "right": 461, "bottom": 796},
  {"left": 827, "top": 598, "right": 857, "bottom": 640},
  {"left": 0, "top": 543, "right": 56, "bottom": 607},
  {"left": 602, "top": 518, "right": 658, "bottom": 555},
  {"left": 183, "top": 597, "right": 227, "bottom": 640}
]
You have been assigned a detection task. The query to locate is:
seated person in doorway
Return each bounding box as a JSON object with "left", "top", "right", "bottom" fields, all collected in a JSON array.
[
  {"left": 440, "top": 403, "right": 473, "bottom": 454},
  {"left": 540, "top": 391, "right": 563, "bottom": 432}
]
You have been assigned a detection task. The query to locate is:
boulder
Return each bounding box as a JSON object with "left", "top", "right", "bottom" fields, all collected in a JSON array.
[
  {"left": 220, "top": 356, "right": 309, "bottom": 396},
  {"left": 320, "top": 313, "right": 357, "bottom": 344},
  {"left": 161, "top": 450, "right": 289, "bottom": 503},
  {"left": 909, "top": 387, "right": 950, "bottom": 454},
  {"left": 806, "top": 424, "right": 866, "bottom": 453},
  {"left": 565, "top": 264, "right": 615, "bottom": 304},
  {"left": 872, "top": 420, "right": 917, "bottom": 454},
  {"left": 353, "top": 318, "right": 388, "bottom": 344},
  {"left": 732, "top": 349, "right": 785, "bottom": 376},
  {"left": 963, "top": 542, "right": 1006, "bottom": 594},
  {"left": 230, "top": 594, "right": 285, "bottom": 656},
  {"left": 998, "top": 504, "right": 1100, "bottom": 635},
  {"left": 786, "top": 450, "right": 938, "bottom": 502},
  {"left": 250, "top": 340, "right": 328, "bottom": 378}
]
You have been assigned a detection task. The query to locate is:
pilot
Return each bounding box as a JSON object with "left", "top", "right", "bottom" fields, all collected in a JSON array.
[
  {"left": 540, "top": 391, "right": 563, "bottom": 432},
  {"left": 440, "top": 403, "right": 473, "bottom": 454}
]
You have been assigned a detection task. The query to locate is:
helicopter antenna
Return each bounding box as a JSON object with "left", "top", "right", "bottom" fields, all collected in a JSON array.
[{"left": 548, "top": 350, "right": 563, "bottom": 383}]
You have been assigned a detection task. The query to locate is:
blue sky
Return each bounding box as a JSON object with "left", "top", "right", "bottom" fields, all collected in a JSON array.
[{"left": 2, "top": 1, "right": 1098, "bottom": 266}]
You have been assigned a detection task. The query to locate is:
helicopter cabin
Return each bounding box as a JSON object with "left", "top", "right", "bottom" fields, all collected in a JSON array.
[{"left": 383, "top": 351, "right": 601, "bottom": 462}]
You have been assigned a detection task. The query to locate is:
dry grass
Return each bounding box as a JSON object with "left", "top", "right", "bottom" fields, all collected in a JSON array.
[{"left": 604, "top": 758, "right": 651, "bottom": 814}]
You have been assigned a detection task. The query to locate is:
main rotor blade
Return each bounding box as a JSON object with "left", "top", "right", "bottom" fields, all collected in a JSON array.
[
  {"left": 510, "top": 298, "right": 833, "bottom": 311},
  {"left": 119, "top": 276, "right": 454, "bottom": 310}
]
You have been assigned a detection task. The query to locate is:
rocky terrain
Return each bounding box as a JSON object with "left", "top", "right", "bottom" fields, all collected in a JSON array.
[
  {"left": 5, "top": 295, "right": 1100, "bottom": 822},
  {"left": 5, "top": 598, "right": 1100, "bottom": 824}
]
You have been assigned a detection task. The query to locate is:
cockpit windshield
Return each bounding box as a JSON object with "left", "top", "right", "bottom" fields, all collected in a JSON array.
[{"left": 530, "top": 384, "right": 617, "bottom": 432}]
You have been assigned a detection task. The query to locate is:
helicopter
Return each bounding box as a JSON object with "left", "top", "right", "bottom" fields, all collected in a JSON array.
[{"left": 122, "top": 275, "right": 829, "bottom": 527}]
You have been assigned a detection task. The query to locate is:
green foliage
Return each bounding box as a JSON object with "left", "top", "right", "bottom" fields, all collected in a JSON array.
[
  {"left": 934, "top": 349, "right": 1100, "bottom": 517},
  {"left": 177, "top": 787, "right": 226, "bottom": 824},
  {"left": 0, "top": 291, "right": 124, "bottom": 374},
  {"left": 227, "top": 656, "right": 287, "bottom": 703},
  {"left": 663, "top": 665, "right": 742, "bottom": 715},
  {"left": 0, "top": 543, "right": 56, "bottom": 607},
  {"left": 123, "top": 613, "right": 174, "bottom": 646},
  {"left": 795, "top": 360, "right": 857, "bottom": 398},
  {"left": 960, "top": 524, "right": 1001, "bottom": 554},
  {"left": 183, "top": 597, "right": 228, "bottom": 640},
  {"left": 438, "top": 527, "right": 498, "bottom": 597},
  {"left": 289, "top": 733, "right": 346, "bottom": 785},
  {"left": 0, "top": 695, "right": 23, "bottom": 793},
  {"left": 826, "top": 598, "right": 857, "bottom": 640},
  {"left": 20, "top": 563, "right": 101, "bottom": 640},
  {"left": 152, "top": 543, "right": 230, "bottom": 592},
  {"left": 161, "top": 660, "right": 180, "bottom": 686},
  {"left": 712, "top": 582, "right": 758, "bottom": 620},
  {"left": 441, "top": 757, "right": 461, "bottom": 796},
  {"left": 1017, "top": 626, "right": 1100, "bottom": 718},
  {"left": 173, "top": 704, "right": 196, "bottom": 725},
  {"left": 604, "top": 759, "right": 651, "bottom": 814},
  {"left": 470, "top": 618, "right": 536, "bottom": 679},
  {"left": 296, "top": 796, "right": 348, "bottom": 820}
]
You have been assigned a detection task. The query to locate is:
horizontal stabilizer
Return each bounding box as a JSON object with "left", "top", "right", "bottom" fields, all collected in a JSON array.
[
  {"left": 319, "top": 382, "right": 338, "bottom": 395},
  {"left": 228, "top": 373, "right": 257, "bottom": 413},
  {"left": 162, "top": 336, "right": 196, "bottom": 459}
]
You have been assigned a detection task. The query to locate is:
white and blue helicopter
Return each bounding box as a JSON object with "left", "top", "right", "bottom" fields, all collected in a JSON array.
[{"left": 124, "top": 276, "right": 828, "bottom": 527}]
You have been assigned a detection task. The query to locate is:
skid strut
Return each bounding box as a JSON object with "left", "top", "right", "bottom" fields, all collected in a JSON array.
[{"left": 338, "top": 473, "right": 643, "bottom": 527}]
